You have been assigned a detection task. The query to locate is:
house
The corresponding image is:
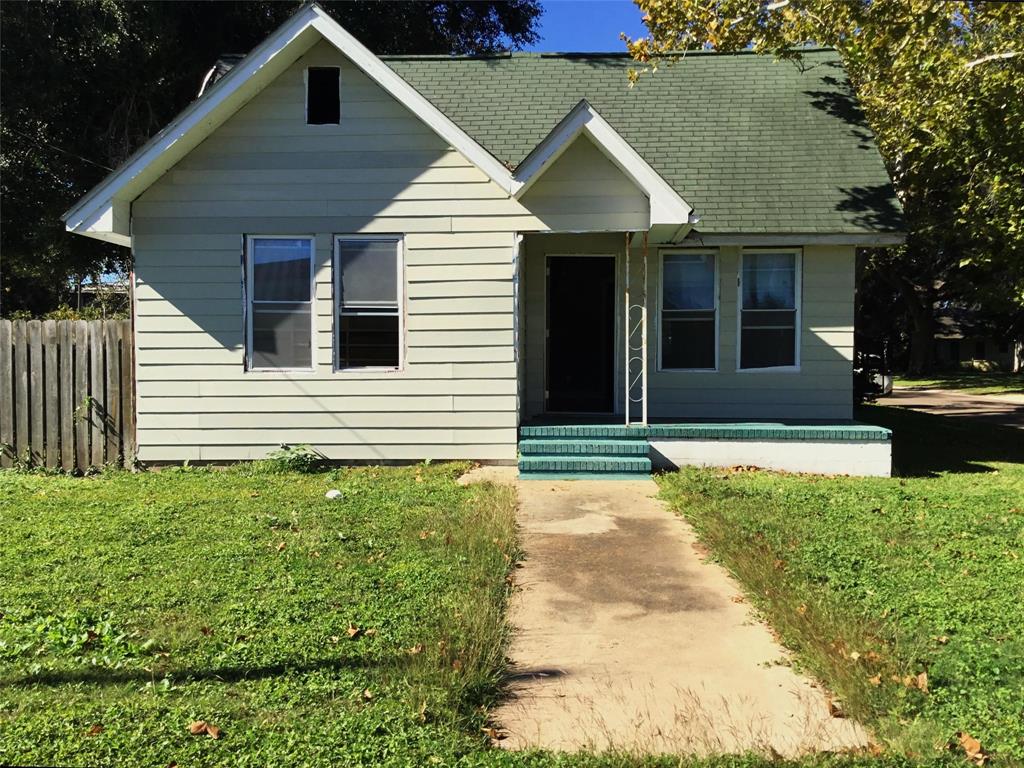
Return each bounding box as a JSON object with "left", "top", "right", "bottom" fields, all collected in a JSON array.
[{"left": 62, "top": 4, "right": 902, "bottom": 477}]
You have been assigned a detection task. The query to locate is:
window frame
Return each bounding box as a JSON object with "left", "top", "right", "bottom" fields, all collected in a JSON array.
[
  {"left": 244, "top": 234, "right": 317, "bottom": 374},
  {"left": 304, "top": 66, "right": 342, "bottom": 126},
  {"left": 656, "top": 248, "right": 719, "bottom": 373},
  {"left": 736, "top": 247, "right": 802, "bottom": 373},
  {"left": 333, "top": 234, "right": 405, "bottom": 373}
]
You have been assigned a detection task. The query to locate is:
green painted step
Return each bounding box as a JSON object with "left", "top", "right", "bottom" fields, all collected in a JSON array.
[
  {"left": 520, "top": 425, "right": 648, "bottom": 440},
  {"left": 519, "top": 439, "right": 649, "bottom": 457},
  {"left": 519, "top": 455, "right": 652, "bottom": 473}
]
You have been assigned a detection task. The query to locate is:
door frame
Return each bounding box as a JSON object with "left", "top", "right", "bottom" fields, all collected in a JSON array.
[{"left": 543, "top": 252, "right": 620, "bottom": 415}]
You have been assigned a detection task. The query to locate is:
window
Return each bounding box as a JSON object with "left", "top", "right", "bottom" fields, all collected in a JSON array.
[
  {"left": 246, "top": 236, "right": 314, "bottom": 370},
  {"left": 739, "top": 250, "right": 800, "bottom": 370},
  {"left": 660, "top": 252, "right": 717, "bottom": 370},
  {"left": 306, "top": 67, "right": 340, "bottom": 124},
  {"left": 335, "top": 236, "right": 402, "bottom": 369}
]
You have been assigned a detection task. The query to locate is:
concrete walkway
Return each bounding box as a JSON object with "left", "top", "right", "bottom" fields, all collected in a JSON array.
[
  {"left": 478, "top": 473, "right": 867, "bottom": 757},
  {"left": 886, "top": 388, "right": 1024, "bottom": 429}
]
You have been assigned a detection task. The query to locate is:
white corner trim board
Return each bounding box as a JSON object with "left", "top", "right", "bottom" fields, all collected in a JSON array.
[
  {"left": 512, "top": 100, "right": 693, "bottom": 228},
  {"left": 649, "top": 438, "right": 892, "bottom": 477}
]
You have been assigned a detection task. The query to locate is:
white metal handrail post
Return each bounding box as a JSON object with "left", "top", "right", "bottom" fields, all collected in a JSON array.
[
  {"left": 641, "top": 231, "right": 648, "bottom": 426},
  {"left": 624, "top": 232, "right": 632, "bottom": 425}
]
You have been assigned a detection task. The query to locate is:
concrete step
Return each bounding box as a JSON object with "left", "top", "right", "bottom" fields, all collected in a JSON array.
[{"left": 519, "top": 439, "right": 650, "bottom": 457}]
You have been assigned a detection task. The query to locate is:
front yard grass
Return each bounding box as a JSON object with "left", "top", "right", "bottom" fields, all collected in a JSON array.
[
  {"left": 0, "top": 461, "right": 524, "bottom": 766},
  {"left": 893, "top": 371, "right": 1024, "bottom": 395},
  {"left": 0, "top": 456, "right": 956, "bottom": 768},
  {"left": 658, "top": 407, "right": 1024, "bottom": 763}
]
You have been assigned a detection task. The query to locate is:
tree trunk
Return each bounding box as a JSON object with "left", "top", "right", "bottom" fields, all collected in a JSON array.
[{"left": 902, "top": 280, "right": 935, "bottom": 374}]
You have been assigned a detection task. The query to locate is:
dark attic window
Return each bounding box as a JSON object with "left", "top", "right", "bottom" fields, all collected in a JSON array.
[{"left": 306, "top": 67, "right": 340, "bottom": 124}]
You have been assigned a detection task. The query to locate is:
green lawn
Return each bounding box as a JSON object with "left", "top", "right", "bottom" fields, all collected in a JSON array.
[
  {"left": 1, "top": 460, "right": 919, "bottom": 768},
  {"left": 893, "top": 371, "right": 1024, "bottom": 395},
  {"left": 658, "top": 407, "right": 1024, "bottom": 764}
]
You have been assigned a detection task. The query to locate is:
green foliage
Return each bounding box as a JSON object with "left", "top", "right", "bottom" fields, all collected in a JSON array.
[
  {"left": 0, "top": 0, "right": 542, "bottom": 316},
  {"left": 657, "top": 406, "right": 1024, "bottom": 761},
  {"left": 263, "top": 443, "right": 326, "bottom": 473}
]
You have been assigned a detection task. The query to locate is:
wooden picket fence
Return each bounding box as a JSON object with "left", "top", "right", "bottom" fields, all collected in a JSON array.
[{"left": 0, "top": 319, "right": 135, "bottom": 471}]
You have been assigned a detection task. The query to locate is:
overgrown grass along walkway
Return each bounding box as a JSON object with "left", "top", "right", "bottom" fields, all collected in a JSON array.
[{"left": 658, "top": 407, "right": 1024, "bottom": 764}]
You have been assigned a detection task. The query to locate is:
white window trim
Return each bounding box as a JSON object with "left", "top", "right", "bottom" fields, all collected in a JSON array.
[
  {"left": 333, "top": 234, "right": 405, "bottom": 373},
  {"left": 657, "top": 248, "right": 719, "bottom": 373},
  {"left": 244, "top": 234, "right": 317, "bottom": 374},
  {"left": 736, "top": 247, "right": 802, "bottom": 373},
  {"left": 304, "top": 65, "right": 342, "bottom": 126}
]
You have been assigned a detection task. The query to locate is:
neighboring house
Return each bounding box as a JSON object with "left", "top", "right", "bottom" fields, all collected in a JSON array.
[
  {"left": 62, "top": 4, "right": 902, "bottom": 477},
  {"left": 934, "top": 313, "right": 1023, "bottom": 373}
]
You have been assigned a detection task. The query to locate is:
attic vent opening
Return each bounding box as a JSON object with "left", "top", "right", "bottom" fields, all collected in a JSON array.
[{"left": 306, "top": 67, "right": 340, "bottom": 124}]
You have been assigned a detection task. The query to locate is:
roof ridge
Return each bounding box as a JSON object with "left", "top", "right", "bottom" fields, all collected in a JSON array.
[{"left": 381, "top": 46, "right": 837, "bottom": 61}]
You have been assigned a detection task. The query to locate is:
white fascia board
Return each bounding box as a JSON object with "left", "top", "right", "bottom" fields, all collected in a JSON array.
[
  {"left": 512, "top": 100, "right": 692, "bottom": 228},
  {"left": 307, "top": 8, "right": 515, "bottom": 193},
  {"left": 680, "top": 231, "right": 907, "bottom": 246},
  {"left": 64, "top": 5, "right": 324, "bottom": 245}
]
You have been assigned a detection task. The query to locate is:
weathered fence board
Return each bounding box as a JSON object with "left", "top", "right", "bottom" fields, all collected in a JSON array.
[{"left": 0, "top": 319, "right": 135, "bottom": 471}]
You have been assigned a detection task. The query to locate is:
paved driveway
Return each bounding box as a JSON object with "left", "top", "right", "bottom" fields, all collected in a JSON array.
[
  {"left": 885, "top": 389, "right": 1024, "bottom": 429},
  {"left": 481, "top": 474, "right": 866, "bottom": 756}
]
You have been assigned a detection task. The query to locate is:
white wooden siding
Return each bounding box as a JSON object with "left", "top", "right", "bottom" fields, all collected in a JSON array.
[
  {"left": 132, "top": 41, "right": 537, "bottom": 461},
  {"left": 132, "top": 37, "right": 856, "bottom": 461},
  {"left": 521, "top": 237, "right": 855, "bottom": 421}
]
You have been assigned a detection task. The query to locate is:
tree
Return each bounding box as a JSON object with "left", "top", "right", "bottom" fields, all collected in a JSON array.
[
  {"left": 625, "top": 0, "right": 1024, "bottom": 372},
  {"left": 0, "top": 0, "right": 541, "bottom": 316}
]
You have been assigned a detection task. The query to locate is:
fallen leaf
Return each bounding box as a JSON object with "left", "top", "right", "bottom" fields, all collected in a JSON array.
[
  {"left": 205, "top": 723, "right": 222, "bottom": 740},
  {"left": 419, "top": 530, "right": 431, "bottom": 540},
  {"left": 958, "top": 731, "right": 986, "bottom": 763},
  {"left": 482, "top": 726, "right": 507, "bottom": 740},
  {"left": 86, "top": 723, "right": 104, "bottom": 736},
  {"left": 827, "top": 699, "right": 845, "bottom": 718},
  {"left": 451, "top": 659, "right": 463, "bottom": 671},
  {"left": 730, "top": 595, "right": 745, "bottom": 604},
  {"left": 362, "top": 688, "right": 374, "bottom": 700},
  {"left": 864, "top": 651, "right": 882, "bottom": 663},
  {"left": 936, "top": 635, "right": 949, "bottom": 645},
  {"left": 849, "top": 651, "right": 861, "bottom": 661},
  {"left": 330, "top": 635, "right": 341, "bottom": 644},
  {"left": 868, "top": 674, "right": 882, "bottom": 687},
  {"left": 276, "top": 541, "right": 286, "bottom": 552},
  {"left": 796, "top": 603, "right": 807, "bottom": 615},
  {"left": 916, "top": 671, "right": 929, "bottom": 693},
  {"left": 346, "top": 624, "right": 363, "bottom": 639},
  {"left": 408, "top": 644, "right": 424, "bottom": 655},
  {"left": 364, "top": 628, "right": 378, "bottom": 637},
  {"left": 188, "top": 721, "right": 208, "bottom": 736}
]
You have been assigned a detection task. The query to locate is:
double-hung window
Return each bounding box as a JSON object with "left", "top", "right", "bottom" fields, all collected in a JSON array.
[
  {"left": 335, "top": 236, "right": 403, "bottom": 369},
  {"left": 246, "top": 236, "right": 314, "bottom": 371},
  {"left": 660, "top": 251, "right": 717, "bottom": 370},
  {"left": 739, "top": 250, "right": 800, "bottom": 370}
]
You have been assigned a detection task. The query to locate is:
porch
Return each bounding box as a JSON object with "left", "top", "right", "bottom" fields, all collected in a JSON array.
[{"left": 517, "top": 420, "right": 893, "bottom": 478}]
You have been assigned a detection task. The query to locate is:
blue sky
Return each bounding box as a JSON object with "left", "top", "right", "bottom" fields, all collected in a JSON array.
[{"left": 526, "top": 0, "right": 647, "bottom": 53}]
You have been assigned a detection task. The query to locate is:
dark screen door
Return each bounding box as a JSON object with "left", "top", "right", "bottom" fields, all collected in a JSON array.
[{"left": 546, "top": 256, "right": 615, "bottom": 413}]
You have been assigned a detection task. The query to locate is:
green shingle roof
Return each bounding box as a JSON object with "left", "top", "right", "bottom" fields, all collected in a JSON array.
[{"left": 384, "top": 50, "right": 903, "bottom": 235}]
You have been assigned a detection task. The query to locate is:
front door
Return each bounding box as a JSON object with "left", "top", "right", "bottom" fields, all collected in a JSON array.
[{"left": 546, "top": 255, "right": 615, "bottom": 413}]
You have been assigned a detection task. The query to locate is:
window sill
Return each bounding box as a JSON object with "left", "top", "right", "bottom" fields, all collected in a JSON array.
[
  {"left": 334, "top": 366, "right": 403, "bottom": 374},
  {"left": 736, "top": 365, "right": 801, "bottom": 374},
  {"left": 658, "top": 368, "right": 719, "bottom": 373},
  {"left": 246, "top": 368, "right": 317, "bottom": 375}
]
